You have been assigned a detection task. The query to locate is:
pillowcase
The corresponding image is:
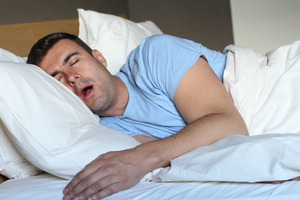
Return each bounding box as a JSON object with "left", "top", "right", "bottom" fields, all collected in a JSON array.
[
  {"left": 0, "top": 61, "right": 140, "bottom": 179},
  {"left": 0, "top": 49, "right": 41, "bottom": 179},
  {"left": 78, "top": 8, "right": 163, "bottom": 75},
  {"left": 0, "top": 123, "right": 42, "bottom": 179},
  {"left": 152, "top": 134, "right": 300, "bottom": 183},
  {"left": 0, "top": 48, "right": 26, "bottom": 63}
]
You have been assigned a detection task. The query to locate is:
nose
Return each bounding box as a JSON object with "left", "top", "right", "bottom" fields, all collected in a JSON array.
[{"left": 67, "top": 73, "right": 80, "bottom": 87}]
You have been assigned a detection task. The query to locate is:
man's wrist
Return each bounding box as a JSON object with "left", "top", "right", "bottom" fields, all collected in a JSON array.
[{"left": 134, "top": 141, "right": 169, "bottom": 172}]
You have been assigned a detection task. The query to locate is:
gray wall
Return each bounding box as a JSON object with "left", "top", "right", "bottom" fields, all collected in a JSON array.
[
  {"left": 0, "top": 0, "right": 233, "bottom": 51},
  {"left": 128, "top": 0, "right": 233, "bottom": 50},
  {"left": 0, "top": 0, "right": 128, "bottom": 24}
]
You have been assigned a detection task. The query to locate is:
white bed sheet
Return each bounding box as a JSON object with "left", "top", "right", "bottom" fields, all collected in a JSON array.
[{"left": 1, "top": 173, "right": 300, "bottom": 200}]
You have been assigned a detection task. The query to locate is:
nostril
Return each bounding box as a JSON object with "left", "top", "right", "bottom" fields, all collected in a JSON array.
[
  {"left": 68, "top": 79, "right": 75, "bottom": 87},
  {"left": 68, "top": 74, "right": 80, "bottom": 86}
]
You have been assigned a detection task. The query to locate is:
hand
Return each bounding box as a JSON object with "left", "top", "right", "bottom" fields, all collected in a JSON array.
[{"left": 62, "top": 148, "right": 150, "bottom": 200}]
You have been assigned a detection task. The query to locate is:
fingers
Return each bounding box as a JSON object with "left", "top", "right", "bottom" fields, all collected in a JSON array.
[
  {"left": 63, "top": 155, "right": 108, "bottom": 199},
  {"left": 64, "top": 181, "right": 130, "bottom": 200},
  {"left": 73, "top": 175, "right": 126, "bottom": 200},
  {"left": 84, "top": 181, "right": 130, "bottom": 200},
  {"left": 63, "top": 176, "right": 117, "bottom": 200},
  {"left": 64, "top": 173, "right": 109, "bottom": 198},
  {"left": 64, "top": 160, "right": 102, "bottom": 195},
  {"left": 63, "top": 166, "right": 135, "bottom": 200},
  {"left": 62, "top": 149, "right": 148, "bottom": 200}
]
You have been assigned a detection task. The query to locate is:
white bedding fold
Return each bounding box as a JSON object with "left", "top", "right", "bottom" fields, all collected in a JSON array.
[{"left": 151, "top": 134, "right": 300, "bottom": 183}]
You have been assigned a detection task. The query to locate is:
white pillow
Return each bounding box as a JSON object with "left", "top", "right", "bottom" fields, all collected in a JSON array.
[
  {"left": 152, "top": 134, "right": 300, "bottom": 183},
  {"left": 224, "top": 41, "right": 300, "bottom": 135},
  {"left": 0, "top": 123, "right": 42, "bottom": 179},
  {"left": 0, "top": 49, "right": 41, "bottom": 179},
  {"left": 0, "top": 61, "right": 140, "bottom": 179},
  {"left": 0, "top": 48, "right": 26, "bottom": 63},
  {"left": 78, "top": 8, "right": 163, "bottom": 75}
]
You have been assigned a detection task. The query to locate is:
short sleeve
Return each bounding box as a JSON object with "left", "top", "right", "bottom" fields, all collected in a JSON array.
[{"left": 123, "top": 34, "right": 205, "bottom": 99}]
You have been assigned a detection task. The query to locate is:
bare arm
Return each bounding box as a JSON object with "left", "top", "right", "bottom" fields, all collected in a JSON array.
[{"left": 63, "top": 57, "right": 248, "bottom": 200}]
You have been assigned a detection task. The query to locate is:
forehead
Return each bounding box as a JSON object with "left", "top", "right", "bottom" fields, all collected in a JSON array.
[
  {"left": 39, "top": 39, "right": 82, "bottom": 73},
  {"left": 48, "top": 39, "right": 81, "bottom": 55}
]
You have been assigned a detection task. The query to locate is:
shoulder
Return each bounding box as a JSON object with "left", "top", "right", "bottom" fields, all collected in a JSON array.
[
  {"left": 142, "top": 34, "right": 177, "bottom": 44},
  {"left": 140, "top": 34, "right": 199, "bottom": 50},
  {"left": 136, "top": 34, "right": 202, "bottom": 62},
  {"left": 137, "top": 34, "right": 172, "bottom": 54}
]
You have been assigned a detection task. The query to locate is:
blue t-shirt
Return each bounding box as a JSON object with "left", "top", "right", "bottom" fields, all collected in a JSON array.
[{"left": 100, "top": 34, "right": 226, "bottom": 139}]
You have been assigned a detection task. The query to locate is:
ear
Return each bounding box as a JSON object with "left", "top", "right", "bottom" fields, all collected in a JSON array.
[{"left": 92, "top": 50, "right": 108, "bottom": 67}]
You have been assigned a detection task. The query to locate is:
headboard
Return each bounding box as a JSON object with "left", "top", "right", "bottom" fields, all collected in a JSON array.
[{"left": 0, "top": 19, "right": 79, "bottom": 57}]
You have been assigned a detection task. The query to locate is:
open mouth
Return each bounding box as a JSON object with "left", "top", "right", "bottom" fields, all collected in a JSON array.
[{"left": 80, "top": 85, "right": 93, "bottom": 99}]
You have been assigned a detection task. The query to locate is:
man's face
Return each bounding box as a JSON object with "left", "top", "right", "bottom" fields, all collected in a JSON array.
[{"left": 39, "top": 39, "right": 116, "bottom": 113}]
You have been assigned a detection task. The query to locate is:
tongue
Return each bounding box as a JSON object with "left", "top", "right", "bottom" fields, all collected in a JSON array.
[{"left": 83, "top": 86, "right": 92, "bottom": 97}]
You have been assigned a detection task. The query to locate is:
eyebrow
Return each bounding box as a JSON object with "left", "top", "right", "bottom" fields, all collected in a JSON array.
[
  {"left": 63, "top": 52, "right": 79, "bottom": 65},
  {"left": 50, "top": 52, "right": 79, "bottom": 77}
]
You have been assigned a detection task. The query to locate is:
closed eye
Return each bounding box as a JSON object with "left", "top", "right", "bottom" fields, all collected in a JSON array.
[
  {"left": 71, "top": 60, "right": 79, "bottom": 66},
  {"left": 51, "top": 71, "right": 59, "bottom": 78}
]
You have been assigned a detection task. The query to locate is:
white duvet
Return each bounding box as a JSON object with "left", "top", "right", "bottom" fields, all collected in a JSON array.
[
  {"left": 151, "top": 41, "right": 300, "bottom": 183},
  {"left": 224, "top": 41, "right": 300, "bottom": 134}
]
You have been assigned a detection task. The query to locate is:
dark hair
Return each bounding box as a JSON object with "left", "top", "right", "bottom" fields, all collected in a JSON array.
[{"left": 27, "top": 32, "right": 92, "bottom": 66}]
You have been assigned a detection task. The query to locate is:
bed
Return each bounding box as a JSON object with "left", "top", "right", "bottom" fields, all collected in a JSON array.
[{"left": 1, "top": 8, "right": 300, "bottom": 200}]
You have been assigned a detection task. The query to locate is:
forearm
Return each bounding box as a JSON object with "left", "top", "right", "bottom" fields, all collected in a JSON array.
[{"left": 134, "top": 112, "right": 248, "bottom": 171}]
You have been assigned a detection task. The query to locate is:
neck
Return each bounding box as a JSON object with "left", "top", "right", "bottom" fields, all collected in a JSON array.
[{"left": 94, "top": 76, "right": 128, "bottom": 117}]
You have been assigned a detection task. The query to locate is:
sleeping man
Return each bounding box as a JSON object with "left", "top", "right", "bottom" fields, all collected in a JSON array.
[{"left": 27, "top": 33, "right": 248, "bottom": 200}]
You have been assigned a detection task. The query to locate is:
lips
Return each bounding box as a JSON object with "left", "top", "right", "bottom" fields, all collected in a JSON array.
[{"left": 78, "top": 84, "right": 94, "bottom": 100}]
